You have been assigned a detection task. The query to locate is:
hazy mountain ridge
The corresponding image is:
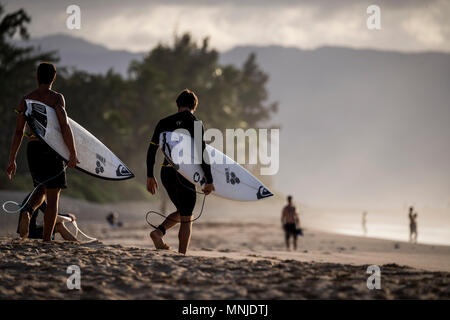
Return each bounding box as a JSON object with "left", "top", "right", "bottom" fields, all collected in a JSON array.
[{"left": 16, "top": 34, "right": 145, "bottom": 75}]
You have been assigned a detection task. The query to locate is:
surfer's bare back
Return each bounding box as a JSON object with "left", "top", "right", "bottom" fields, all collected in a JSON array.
[{"left": 5, "top": 62, "right": 79, "bottom": 242}]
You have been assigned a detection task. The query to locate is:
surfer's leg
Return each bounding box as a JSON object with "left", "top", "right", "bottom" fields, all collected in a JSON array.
[
  {"left": 178, "top": 216, "right": 192, "bottom": 254},
  {"left": 26, "top": 186, "right": 46, "bottom": 210},
  {"left": 285, "top": 232, "right": 290, "bottom": 249},
  {"left": 284, "top": 224, "right": 290, "bottom": 249},
  {"left": 150, "top": 211, "right": 179, "bottom": 250},
  {"left": 55, "top": 223, "right": 77, "bottom": 241},
  {"left": 18, "top": 187, "right": 46, "bottom": 238},
  {"left": 161, "top": 211, "right": 181, "bottom": 230},
  {"left": 293, "top": 234, "right": 298, "bottom": 251},
  {"left": 18, "top": 211, "right": 31, "bottom": 239},
  {"left": 42, "top": 188, "right": 60, "bottom": 242},
  {"left": 176, "top": 182, "right": 196, "bottom": 254}
]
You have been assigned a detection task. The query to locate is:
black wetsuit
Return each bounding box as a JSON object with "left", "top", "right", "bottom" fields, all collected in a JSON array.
[{"left": 146, "top": 110, "right": 213, "bottom": 216}]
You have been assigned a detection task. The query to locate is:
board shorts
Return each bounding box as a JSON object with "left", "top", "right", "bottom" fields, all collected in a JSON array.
[
  {"left": 161, "top": 166, "right": 196, "bottom": 217},
  {"left": 27, "top": 140, "right": 67, "bottom": 189},
  {"left": 284, "top": 223, "right": 297, "bottom": 239}
]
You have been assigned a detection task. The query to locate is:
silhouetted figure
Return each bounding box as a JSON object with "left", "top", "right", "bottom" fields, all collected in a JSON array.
[
  {"left": 281, "top": 195, "right": 300, "bottom": 250},
  {"left": 146, "top": 89, "right": 214, "bottom": 254},
  {"left": 362, "top": 211, "right": 368, "bottom": 236},
  {"left": 106, "top": 212, "right": 123, "bottom": 227},
  {"left": 408, "top": 207, "right": 418, "bottom": 244},
  {"left": 6, "top": 62, "right": 79, "bottom": 242}
]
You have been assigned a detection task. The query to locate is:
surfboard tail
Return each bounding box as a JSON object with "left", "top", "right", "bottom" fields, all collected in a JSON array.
[{"left": 256, "top": 186, "right": 274, "bottom": 200}]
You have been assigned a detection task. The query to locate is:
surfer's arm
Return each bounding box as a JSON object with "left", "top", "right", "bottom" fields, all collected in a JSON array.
[
  {"left": 146, "top": 121, "right": 161, "bottom": 178},
  {"left": 146, "top": 122, "right": 162, "bottom": 194},
  {"left": 295, "top": 212, "right": 300, "bottom": 226},
  {"left": 53, "top": 95, "right": 78, "bottom": 168},
  {"left": 146, "top": 143, "right": 158, "bottom": 178},
  {"left": 6, "top": 99, "right": 27, "bottom": 179},
  {"left": 199, "top": 124, "right": 214, "bottom": 195},
  {"left": 200, "top": 124, "right": 213, "bottom": 184}
]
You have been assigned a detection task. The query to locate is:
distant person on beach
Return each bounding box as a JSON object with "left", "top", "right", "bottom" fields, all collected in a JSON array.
[
  {"left": 362, "top": 211, "right": 368, "bottom": 236},
  {"left": 5, "top": 62, "right": 79, "bottom": 242},
  {"left": 16, "top": 194, "right": 77, "bottom": 241},
  {"left": 146, "top": 89, "right": 214, "bottom": 254},
  {"left": 106, "top": 212, "right": 123, "bottom": 227},
  {"left": 409, "top": 207, "right": 418, "bottom": 244},
  {"left": 281, "top": 195, "right": 300, "bottom": 250}
]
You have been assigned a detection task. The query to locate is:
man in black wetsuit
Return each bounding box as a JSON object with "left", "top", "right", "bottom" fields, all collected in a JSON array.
[{"left": 146, "top": 89, "right": 214, "bottom": 254}]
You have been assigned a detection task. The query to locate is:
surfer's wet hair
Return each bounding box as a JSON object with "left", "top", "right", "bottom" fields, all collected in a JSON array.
[
  {"left": 176, "top": 89, "right": 198, "bottom": 110},
  {"left": 37, "top": 62, "right": 56, "bottom": 85},
  {"left": 287, "top": 195, "right": 292, "bottom": 202}
]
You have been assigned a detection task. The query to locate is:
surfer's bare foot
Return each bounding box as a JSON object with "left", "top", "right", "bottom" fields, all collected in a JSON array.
[
  {"left": 18, "top": 211, "right": 30, "bottom": 238},
  {"left": 150, "top": 230, "right": 170, "bottom": 250}
]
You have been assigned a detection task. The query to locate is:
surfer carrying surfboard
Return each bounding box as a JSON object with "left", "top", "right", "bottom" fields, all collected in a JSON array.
[
  {"left": 5, "top": 62, "right": 79, "bottom": 242},
  {"left": 146, "top": 89, "right": 214, "bottom": 254}
]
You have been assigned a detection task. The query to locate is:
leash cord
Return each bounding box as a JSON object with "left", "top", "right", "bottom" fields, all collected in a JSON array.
[
  {"left": 2, "top": 165, "right": 97, "bottom": 242},
  {"left": 145, "top": 168, "right": 208, "bottom": 229},
  {"left": 2, "top": 165, "right": 67, "bottom": 214},
  {"left": 71, "top": 220, "right": 97, "bottom": 243}
]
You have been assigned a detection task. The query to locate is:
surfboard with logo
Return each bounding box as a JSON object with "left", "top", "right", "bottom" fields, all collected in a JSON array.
[
  {"left": 159, "top": 131, "right": 273, "bottom": 201},
  {"left": 24, "top": 99, "right": 134, "bottom": 180}
]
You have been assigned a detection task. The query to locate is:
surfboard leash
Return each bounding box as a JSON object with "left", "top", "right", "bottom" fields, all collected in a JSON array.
[
  {"left": 2, "top": 165, "right": 98, "bottom": 243},
  {"left": 2, "top": 164, "right": 68, "bottom": 214},
  {"left": 145, "top": 193, "right": 207, "bottom": 228},
  {"left": 145, "top": 169, "right": 208, "bottom": 229}
]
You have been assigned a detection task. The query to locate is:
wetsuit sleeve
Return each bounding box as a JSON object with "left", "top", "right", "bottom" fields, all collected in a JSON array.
[
  {"left": 146, "top": 121, "right": 162, "bottom": 178},
  {"left": 200, "top": 124, "right": 213, "bottom": 184}
]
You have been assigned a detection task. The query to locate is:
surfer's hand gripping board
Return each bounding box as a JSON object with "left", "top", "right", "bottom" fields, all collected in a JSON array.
[
  {"left": 24, "top": 99, "right": 134, "bottom": 180},
  {"left": 159, "top": 131, "right": 273, "bottom": 201}
]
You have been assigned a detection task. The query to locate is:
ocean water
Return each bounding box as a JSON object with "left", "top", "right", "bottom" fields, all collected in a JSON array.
[{"left": 302, "top": 207, "right": 450, "bottom": 246}]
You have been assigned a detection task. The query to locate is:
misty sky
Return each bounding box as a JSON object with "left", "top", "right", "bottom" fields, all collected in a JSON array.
[{"left": 3, "top": 0, "right": 450, "bottom": 53}]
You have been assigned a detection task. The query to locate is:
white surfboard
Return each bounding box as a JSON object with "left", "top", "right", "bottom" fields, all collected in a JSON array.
[
  {"left": 24, "top": 99, "right": 134, "bottom": 180},
  {"left": 159, "top": 131, "right": 273, "bottom": 201}
]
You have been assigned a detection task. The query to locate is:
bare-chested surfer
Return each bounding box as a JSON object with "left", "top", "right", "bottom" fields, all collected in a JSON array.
[
  {"left": 281, "top": 195, "right": 300, "bottom": 250},
  {"left": 5, "top": 62, "right": 79, "bottom": 242}
]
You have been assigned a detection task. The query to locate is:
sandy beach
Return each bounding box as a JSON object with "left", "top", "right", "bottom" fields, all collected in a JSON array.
[
  {"left": 1, "top": 192, "right": 450, "bottom": 299},
  {"left": 1, "top": 235, "right": 449, "bottom": 300}
]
